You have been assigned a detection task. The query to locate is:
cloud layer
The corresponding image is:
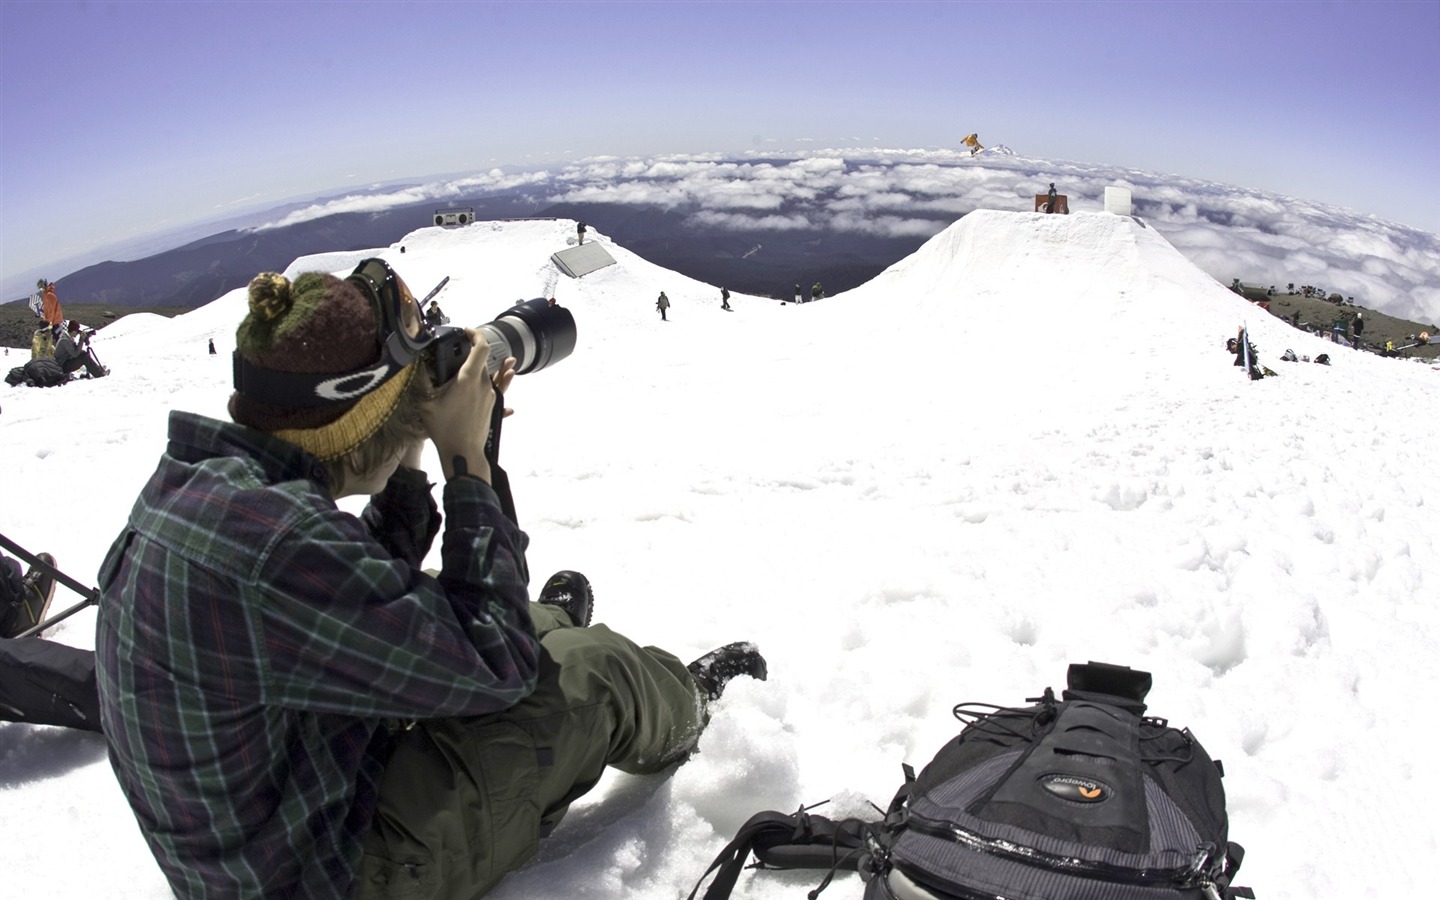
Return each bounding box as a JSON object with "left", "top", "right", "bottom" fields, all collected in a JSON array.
[{"left": 255, "top": 149, "right": 1440, "bottom": 324}]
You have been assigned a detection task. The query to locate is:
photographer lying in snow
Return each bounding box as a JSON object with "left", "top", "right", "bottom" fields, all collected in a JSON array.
[{"left": 88, "top": 261, "right": 766, "bottom": 899}]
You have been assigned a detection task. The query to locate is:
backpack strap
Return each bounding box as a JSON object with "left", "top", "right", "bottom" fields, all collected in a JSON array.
[
  {"left": 688, "top": 804, "right": 875, "bottom": 900},
  {"left": 1219, "top": 841, "right": 1256, "bottom": 899}
]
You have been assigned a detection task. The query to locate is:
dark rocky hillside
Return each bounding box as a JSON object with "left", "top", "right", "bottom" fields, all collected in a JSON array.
[{"left": 10, "top": 192, "right": 939, "bottom": 313}]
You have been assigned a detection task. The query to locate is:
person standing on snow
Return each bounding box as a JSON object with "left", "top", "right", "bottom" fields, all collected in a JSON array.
[
  {"left": 577, "top": 221, "right": 587, "bottom": 245},
  {"left": 656, "top": 291, "right": 671, "bottom": 321},
  {"left": 720, "top": 287, "right": 731, "bottom": 310},
  {"left": 40, "top": 280, "right": 64, "bottom": 330},
  {"left": 29, "top": 280, "right": 63, "bottom": 359}
]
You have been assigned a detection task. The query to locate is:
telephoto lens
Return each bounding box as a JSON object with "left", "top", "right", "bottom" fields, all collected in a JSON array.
[
  {"left": 478, "top": 298, "right": 578, "bottom": 375},
  {"left": 428, "top": 298, "right": 577, "bottom": 384}
]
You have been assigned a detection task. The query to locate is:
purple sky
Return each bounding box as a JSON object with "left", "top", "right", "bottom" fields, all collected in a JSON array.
[{"left": 2, "top": 0, "right": 1436, "bottom": 289}]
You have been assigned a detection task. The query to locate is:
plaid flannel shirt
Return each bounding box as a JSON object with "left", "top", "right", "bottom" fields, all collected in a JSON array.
[{"left": 95, "top": 411, "right": 540, "bottom": 898}]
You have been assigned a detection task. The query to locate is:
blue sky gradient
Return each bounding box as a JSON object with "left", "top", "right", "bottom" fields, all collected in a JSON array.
[{"left": 2, "top": 0, "right": 1436, "bottom": 285}]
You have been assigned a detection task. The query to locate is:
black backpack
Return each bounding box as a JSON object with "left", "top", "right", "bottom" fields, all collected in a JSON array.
[
  {"left": 691, "top": 662, "right": 1252, "bottom": 900},
  {"left": 6, "top": 357, "right": 68, "bottom": 388}
]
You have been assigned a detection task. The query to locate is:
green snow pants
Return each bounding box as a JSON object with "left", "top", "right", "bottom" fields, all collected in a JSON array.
[{"left": 355, "top": 604, "right": 705, "bottom": 899}]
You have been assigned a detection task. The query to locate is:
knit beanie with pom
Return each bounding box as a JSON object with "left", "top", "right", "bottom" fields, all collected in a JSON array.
[{"left": 229, "top": 270, "right": 416, "bottom": 461}]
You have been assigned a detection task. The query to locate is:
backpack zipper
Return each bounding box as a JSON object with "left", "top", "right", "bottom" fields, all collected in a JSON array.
[{"left": 903, "top": 812, "right": 1221, "bottom": 890}]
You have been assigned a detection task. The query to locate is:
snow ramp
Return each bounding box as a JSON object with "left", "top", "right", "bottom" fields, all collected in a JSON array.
[
  {"left": 816, "top": 208, "right": 1342, "bottom": 419},
  {"left": 839, "top": 209, "right": 1250, "bottom": 340}
]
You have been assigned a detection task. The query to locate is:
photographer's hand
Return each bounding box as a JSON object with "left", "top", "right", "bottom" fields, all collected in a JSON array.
[
  {"left": 423, "top": 329, "right": 497, "bottom": 484},
  {"left": 494, "top": 356, "right": 517, "bottom": 418}
]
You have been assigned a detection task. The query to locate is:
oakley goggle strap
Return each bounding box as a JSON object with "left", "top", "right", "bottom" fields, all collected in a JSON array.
[{"left": 233, "top": 349, "right": 410, "bottom": 409}]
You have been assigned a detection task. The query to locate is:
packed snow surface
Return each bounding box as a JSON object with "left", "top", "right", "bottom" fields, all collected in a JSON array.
[{"left": 2, "top": 212, "right": 1437, "bottom": 898}]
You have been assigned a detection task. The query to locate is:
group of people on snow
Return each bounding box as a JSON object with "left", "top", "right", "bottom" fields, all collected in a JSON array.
[
  {"left": 647, "top": 280, "right": 843, "bottom": 318},
  {"left": 787, "top": 282, "right": 823, "bottom": 304},
  {"left": 5, "top": 279, "right": 110, "bottom": 388}
]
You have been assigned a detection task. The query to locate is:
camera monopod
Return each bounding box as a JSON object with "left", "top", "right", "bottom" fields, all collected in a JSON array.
[{"left": 0, "top": 530, "right": 100, "bottom": 640}]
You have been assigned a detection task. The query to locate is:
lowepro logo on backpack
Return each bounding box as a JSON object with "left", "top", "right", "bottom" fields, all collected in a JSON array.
[{"left": 1039, "top": 773, "right": 1110, "bottom": 803}]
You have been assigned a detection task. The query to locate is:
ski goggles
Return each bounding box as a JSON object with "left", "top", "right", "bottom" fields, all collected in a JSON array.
[
  {"left": 347, "top": 256, "right": 434, "bottom": 363},
  {"left": 233, "top": 258, "right": 436, "bottom": 409}
]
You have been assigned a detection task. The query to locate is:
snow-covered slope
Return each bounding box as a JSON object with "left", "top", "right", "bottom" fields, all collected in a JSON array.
[{"left": 2, "top": 214, "right": 1436, "bottom": 899}]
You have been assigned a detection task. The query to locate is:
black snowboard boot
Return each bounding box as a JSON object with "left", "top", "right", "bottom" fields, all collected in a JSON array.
[
  {"left": 2, "top": 552, "right": 57, "bottom": 639},
  {"left": 538, "top": 570, "right": 593, "bottom": 627},
  {"left": 687, "top": 642, "right": 768, "bottom": 701}
]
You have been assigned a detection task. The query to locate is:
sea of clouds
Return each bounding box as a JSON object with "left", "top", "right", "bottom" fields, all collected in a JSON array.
[{"left": 254, "top": 149, "right": 1440, "bottom": 325}]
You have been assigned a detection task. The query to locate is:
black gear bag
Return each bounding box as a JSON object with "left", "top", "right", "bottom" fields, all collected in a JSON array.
[{"left": 690, "top": 662, "right": 1253, "bottom": 900}]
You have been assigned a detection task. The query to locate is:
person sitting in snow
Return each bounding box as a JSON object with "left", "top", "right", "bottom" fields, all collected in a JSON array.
[
  {"left": 95, "top": 262, "right": 766, "bottom": 899},
  {"left": 54, "top": 320, "right": 108, "bottom": 378},
  {"left": 29, "top": 323, "right": 55, "bottom": 360},
  {"left": 425, "top": 299, "right": 449, "bottom": 328}
]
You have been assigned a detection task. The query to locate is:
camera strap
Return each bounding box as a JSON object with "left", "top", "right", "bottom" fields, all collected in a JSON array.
[{"left": 485, "top": 387, "right": 518, "bottom": 527}]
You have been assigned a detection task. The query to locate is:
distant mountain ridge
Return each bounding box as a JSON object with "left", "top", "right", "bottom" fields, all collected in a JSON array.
[
  {"left": 23, "top": 191, "right": 936, "bottom": 310},
  {"left": 11, "top": 150, "right": 1438, "bottom": 323}
]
